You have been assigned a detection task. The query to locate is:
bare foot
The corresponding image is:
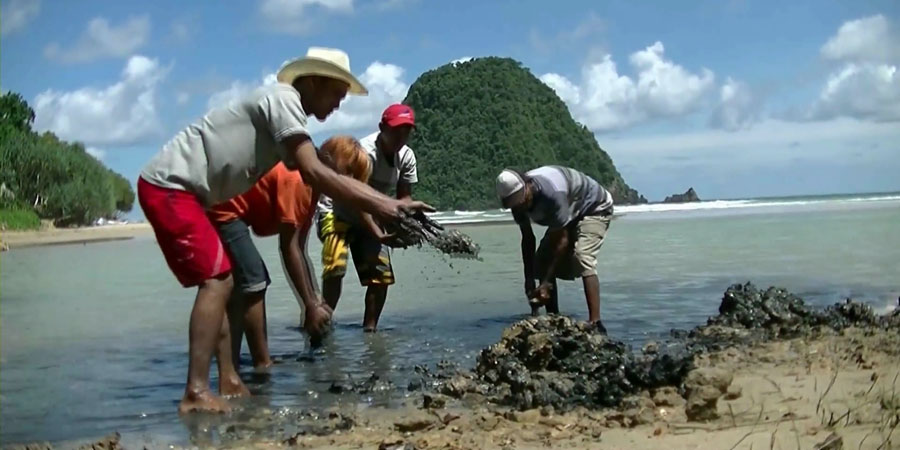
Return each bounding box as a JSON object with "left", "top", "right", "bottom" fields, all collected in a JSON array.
[
  {"left": 219, "top": 375, "right": 251, "bottom": 398},
  {"left": 179, "top": 389, "right": 231, "bottom": 415},
  {"left": 253, "top": 360, "right": 273, "bottom": 371}
]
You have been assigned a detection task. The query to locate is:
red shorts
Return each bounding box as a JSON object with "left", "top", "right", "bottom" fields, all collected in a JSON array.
[{"left": 138, "top": 177, "right": 232, "bottom": 287}]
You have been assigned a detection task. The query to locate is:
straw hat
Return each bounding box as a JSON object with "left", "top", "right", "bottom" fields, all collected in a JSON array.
[{"left": 276, "top": 47, "right": 368, "bottom": 95}]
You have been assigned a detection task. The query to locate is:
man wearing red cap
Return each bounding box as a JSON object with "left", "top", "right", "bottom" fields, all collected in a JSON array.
[{"left": 316, "top": 104, "right": 418, "bottom": 331}]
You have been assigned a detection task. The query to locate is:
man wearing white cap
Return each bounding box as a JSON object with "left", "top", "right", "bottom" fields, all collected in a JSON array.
[
  {"left": 138, "top": 47, "right": 432, "bottom": 414},
  {"left": 496, "top": 166, "right": 614, "bottom": 333}
]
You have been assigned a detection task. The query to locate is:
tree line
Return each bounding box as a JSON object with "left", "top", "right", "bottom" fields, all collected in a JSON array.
[{"left": 0, "top": 92, "right": 135, "bottom": 229}]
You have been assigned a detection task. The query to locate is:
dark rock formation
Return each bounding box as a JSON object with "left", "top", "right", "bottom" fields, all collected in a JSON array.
[
  {"left": 663, "top": 187, "right": 700, "bottom": 203},
  {"left": 428, "top": 282, "right": 897, "bottom": 414}
]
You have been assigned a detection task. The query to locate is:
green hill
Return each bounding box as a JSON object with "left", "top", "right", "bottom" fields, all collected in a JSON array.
[{"left": 402, "top": 57, "right": 646, "bottom": 211}]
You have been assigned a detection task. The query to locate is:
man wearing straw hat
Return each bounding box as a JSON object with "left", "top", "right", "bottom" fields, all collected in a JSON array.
[{"left": 138, "top": 47, "right": 432, "bottom": 414}]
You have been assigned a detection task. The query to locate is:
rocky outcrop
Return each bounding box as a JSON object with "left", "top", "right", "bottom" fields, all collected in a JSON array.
[
  {"left": 427, "top": 282, "right": 898, "bottom": 416},
  {"left": 442, "top": 315, "right": 694, "bottom": 411},
  {"left": 707, "top": 282, "right": 898, "bottom": 336},
  {"left": 663, "top": 187, "right": 700, "bottom": 203}
]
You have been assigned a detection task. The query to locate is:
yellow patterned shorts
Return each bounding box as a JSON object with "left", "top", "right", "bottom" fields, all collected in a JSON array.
[{"left": 316, "top": 212, "right": 395, "bottom": 286}]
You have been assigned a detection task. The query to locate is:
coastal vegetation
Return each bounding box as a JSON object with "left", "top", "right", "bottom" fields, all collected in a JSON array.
[{"left": 0, "top": 92, "right": 135, "bottom": 230}]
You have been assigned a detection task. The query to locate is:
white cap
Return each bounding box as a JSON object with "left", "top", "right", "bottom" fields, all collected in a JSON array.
[{"left": 496, "top": 169, "right": 525, "bottom": 201}]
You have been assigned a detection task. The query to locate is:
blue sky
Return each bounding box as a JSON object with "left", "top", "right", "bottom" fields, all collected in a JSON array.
[{"left": 2, "top": 0, "right": 899, "bottom": 210}]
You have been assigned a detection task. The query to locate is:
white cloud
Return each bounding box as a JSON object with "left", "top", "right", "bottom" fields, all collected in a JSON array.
[
  {"left": 821, "top": 15, "right": 897, "bottom": 63},
  {"left": 810, "top": 63, "right": 900, "bottom": 121},
  {"left": 608, "top": 118, "right": 899, "bottom": 158},
  {"left": 33, "top": 56, "right": 169, "bottom": 146},
  {"left": 260, "top": 0, "right": 353, "bottom": 34},
  {"left": 207, "top": 61, "right": 409, "bottom": 135},
  {"left": 309, "top": 61, "right": 409, "bottom": 134},
  {"left": 709, "top": 77, "right": 759, "bottom": 131},
  {"left": 1, "top": 0, "right": 40, "bottom": 36},
  {"left": 807, "top": 15, "right": 900, "bottom": 122},
  {"left": 44, "top": 16, "right": 150, "bottom": 63},
  {"left": 540, "top": 41, "right": 715, "bottom": 131},
  {"left": 451, "top": 56, "right": 473, "bottom": 65},
  {"left": 610, "top": 118, "right": 900, "bottom": 199},
  {"left": 539, "top": 73, "right": 580, "bottom": 105},
  {"left": 207, "top": 73, "right": 278, "bottom": 110},
  {"left": 85, "top": 147, "right": 106, "bottom": 161}
]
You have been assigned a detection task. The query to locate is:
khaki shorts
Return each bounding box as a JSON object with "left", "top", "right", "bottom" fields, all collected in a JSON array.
[{"left": 535, "top": 214, "right": 611, "bottom": 281}]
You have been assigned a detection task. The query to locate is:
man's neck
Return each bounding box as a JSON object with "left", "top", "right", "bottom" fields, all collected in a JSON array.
[{"left": 375, "top": 133, "right": 396, "bottom": 167}]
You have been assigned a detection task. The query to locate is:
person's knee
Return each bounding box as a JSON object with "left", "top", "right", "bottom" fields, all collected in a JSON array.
[{"left": 200, "top": 273, "right": 234, "bottom": 297}]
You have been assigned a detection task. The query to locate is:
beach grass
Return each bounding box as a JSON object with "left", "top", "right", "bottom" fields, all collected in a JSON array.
[{"left": 0, "top": 207, "right": 41, "bottom": 231}]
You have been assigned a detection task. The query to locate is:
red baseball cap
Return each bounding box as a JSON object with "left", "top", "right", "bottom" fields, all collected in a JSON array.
[{"left": 381, "top": 103, "right": 415, "bottom": 127}]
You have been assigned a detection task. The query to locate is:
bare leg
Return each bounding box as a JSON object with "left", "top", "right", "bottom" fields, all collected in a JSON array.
[
  {"left": 226, "top": 290, "right": 244, "bottom": 372},
  {"left": 179, "top": 275, "right": 234, "bottom": 415},
  {"left": 243, "top": 291, "right": 272, "bottom": 370},
  {"left": 322, "top": 277, "right": 343, "bottom": 311},
  {"left": 216, "top": 312, "right": 250, "bottom": 398},
  {"left": 362, "top": 285, "right": 389, "bottom": 332},
  {"left": 582, "top": 274, "right": 601, "bottom": 323},
  {"left": 545, "top": 278, "right": 560, "bottom": 314}
]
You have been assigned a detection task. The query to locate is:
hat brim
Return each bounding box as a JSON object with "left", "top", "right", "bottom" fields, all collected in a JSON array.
[
  {"left": 277, "top": 58, "right": 368, "bottom": 96},
  {"left": 383, "top": 117, "right": 416, "bottom": 128}
]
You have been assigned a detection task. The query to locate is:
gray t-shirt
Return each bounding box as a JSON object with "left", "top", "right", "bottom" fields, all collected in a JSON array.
[
  {"left": 140, "top": 83, "right": 309, "bottom": 206},
  {"left": 317, "top": 131, "right": 417, "bottom": 223},
  {"left": 524, "top": 165, "right": 613, "bottom": 228}
]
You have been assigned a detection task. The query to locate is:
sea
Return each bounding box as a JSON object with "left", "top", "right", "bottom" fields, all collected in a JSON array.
[{"left": 1, "top": 191, "right": 898, "bottom": 446}]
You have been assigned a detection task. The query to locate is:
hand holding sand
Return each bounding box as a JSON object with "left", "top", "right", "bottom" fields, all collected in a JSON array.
[{"left": 304, "top": 302, "right": 334, "bottom": 343}]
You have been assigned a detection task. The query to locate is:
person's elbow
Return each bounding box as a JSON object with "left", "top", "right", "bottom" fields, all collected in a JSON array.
[
  {"left": 522, "top": 232, "right": 535, "bottom": 244},
  {"left": 556, "top": 232, "right": 569, "bottom": 251}
]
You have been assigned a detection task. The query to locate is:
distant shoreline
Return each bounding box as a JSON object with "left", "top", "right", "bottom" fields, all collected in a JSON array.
[
  {"left": 5, "top": 188, "right": 897, "bottom": 250},
  {"left": 1, "top": 223, "right": 153, "bottom": 250},
  {"left": 0, "top": 219, "right": 509, "bottom": 251}
]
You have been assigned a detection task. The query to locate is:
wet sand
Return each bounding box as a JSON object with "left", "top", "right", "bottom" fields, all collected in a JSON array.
[
  {"left": 228, "top": 328, "right": 897, "bottom": 450},
  {"left": 0, "top": 223, "right": 153, "bottom": 250},
  {"left": 12, "top": 325, "right": 896, "bottom": 450}
]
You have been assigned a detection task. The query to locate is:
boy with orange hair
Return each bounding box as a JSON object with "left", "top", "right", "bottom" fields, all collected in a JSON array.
[{"left": 209, "top": 136, "right": 371, "bottom": 371}]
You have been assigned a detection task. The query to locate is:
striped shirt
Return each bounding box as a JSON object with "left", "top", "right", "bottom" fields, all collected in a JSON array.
[{"left": 525, "top": 165, "right": 613, "bottom": 228}]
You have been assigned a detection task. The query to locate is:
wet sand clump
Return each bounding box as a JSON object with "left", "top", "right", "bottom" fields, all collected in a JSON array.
[
  {"left": 385, "top": 211, "right": 481, "bottom": 259},
  {"left": 429, "top": 282, "right": 900, "bottom": 413},
  {"left": 709, "top": 282, "right": 898, "bottom": 335},
  {"left": 468, "top": 315, "right": 694, "bottom": 411}
]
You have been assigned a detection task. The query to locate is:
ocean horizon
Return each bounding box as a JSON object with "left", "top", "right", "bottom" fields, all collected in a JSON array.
[{"left": 426, "top": 190, "right": 900, "bottom": 225}]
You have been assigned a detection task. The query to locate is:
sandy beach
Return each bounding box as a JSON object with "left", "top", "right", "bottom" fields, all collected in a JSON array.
[
  {"left": 0, "top": 223, "right": 153, "bottom": 250},
  {"left": 23, "top": 326, "right": 897, "bottom": 450},
  {"left": 253, "top": 328, "right": 900, "bottom": 450}
]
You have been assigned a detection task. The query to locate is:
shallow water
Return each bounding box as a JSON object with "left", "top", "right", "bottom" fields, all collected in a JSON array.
[{"left": 1, "top": 196, "right": 899, "bottom": 445}]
